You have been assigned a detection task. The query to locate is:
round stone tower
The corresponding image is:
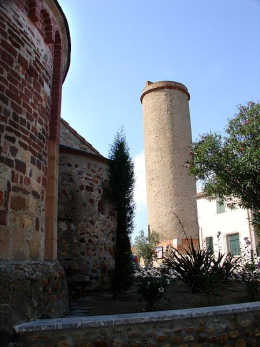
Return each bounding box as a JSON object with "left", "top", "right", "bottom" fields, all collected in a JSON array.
[{"left": 140, "top": 81, "right": 198, "bottom": 248}]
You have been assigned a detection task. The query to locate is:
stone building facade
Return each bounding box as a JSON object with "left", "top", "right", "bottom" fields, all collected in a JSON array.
[
  {"left": 58, "top": 119, "right": 116, "bottom": 294},
  {"left": 0, "top": 2, "right": 116, "bottom": 338},
  {"left": 141, "top": 81, "right": 199, "bottom": 251}
]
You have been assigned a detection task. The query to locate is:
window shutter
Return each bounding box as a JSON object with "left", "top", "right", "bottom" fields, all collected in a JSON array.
[
  {"left": 228, "top": 234, "right": 240, "bottom": 255},
  {"left": 206, "top": 237, "right": 213, "bottom": 252},
  {"left": 216, "top": 197, "right": 225, "bottom": 214}
]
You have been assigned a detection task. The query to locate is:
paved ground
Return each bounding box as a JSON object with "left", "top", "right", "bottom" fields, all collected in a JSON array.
[{"left": 67, "top": 280, "right": 250, "bottom": 317}]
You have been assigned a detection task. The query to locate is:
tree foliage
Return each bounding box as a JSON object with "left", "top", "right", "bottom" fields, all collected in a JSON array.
[
  {"left": 105, "top": 127, "right": 135, "bottom": 298},
  {"left": 134, "top": 230, "right": 160, "bottom": 265},
  {"left": 188, "top": 101, "right": 260, "bottom": 229}
]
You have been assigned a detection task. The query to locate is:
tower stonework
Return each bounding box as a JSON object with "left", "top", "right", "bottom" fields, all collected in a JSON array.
[{"left": 141, "top": 81, "right": 199, "bottom": 247}]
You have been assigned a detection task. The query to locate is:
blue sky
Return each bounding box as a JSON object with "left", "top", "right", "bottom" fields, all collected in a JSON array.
[{"left": 58, "top": 0, "right": 260, "bottom": 242}]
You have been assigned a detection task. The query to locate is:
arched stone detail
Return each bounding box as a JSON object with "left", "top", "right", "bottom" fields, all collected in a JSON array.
[
  {"left": 28, "top": 0, "right": 41, "bottom": 22},
  {"left": 40, "top": 9, "right": 54, "bottom": 44},
  {"left": 28, "top": 1, "right": 55, "bottom": 44}
]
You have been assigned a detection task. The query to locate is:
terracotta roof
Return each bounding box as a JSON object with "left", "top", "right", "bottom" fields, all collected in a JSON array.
[{"left": 196, "top": 191, "right": 207, "bottom": 199}]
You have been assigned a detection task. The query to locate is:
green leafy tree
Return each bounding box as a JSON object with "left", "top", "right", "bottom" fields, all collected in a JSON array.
[
  {"left": 105, "top": 127, "right": 135, "bottom": 299},
  {"left": 134, "top": 230, "right": 160, "bottom": 265},
  {"left": 188, "top": 101, "right": 260, "bottom": 230}
]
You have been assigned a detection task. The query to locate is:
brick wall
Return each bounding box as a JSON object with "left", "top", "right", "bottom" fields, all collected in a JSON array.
[{"left": 0, "top": 0, "right": 70, "bottom": 260}]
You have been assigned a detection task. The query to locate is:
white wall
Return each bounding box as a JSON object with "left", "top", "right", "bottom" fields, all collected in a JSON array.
[{"left": 196, "top": 194, "right": 256, "bottom": 256}]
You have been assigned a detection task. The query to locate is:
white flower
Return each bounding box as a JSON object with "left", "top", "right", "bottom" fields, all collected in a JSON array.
[{"left": 158, "top": 287, "right": 164, "bottom": 293}]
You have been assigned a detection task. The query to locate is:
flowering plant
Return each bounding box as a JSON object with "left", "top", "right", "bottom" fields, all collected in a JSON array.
[
  {"left": 187, "top": 101, "right": 260, "bottom": 230},
  {"left": 236, "top": 237, "right": 260, "bottom": 301},
  {"left": 134, "top": 265, "right": 173, "bottom": 310}
]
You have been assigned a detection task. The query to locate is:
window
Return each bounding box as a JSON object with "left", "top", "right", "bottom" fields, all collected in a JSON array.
[
  {"left": 205, "top": 237, "right": 213, "bottom": 252},
  {"left": 98, "top": 199, "right": 103, "bottom": 214},
  {"left": 0, "top": 191, "right": 4, "bottom": 207},
  {"left": 227, "top": 233, "right": 240, "bottom": 256},
  {"left": 156, "top": 246, "right": 163, "bottom": 259},
  {"left": 216, "top": 197, "right": 225, "bottom": 214},
  {"left": 98, "top": 197, "right": 109, "bottom": 215}
]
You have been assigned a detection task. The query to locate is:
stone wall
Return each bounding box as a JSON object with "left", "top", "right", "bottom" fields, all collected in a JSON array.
[
  {"left": 0, "top": 0, "right": 70, "bottom": 260},
  {"left": 58, "top": 121, "right": 116, "bottom": 295},
  {"left": 14, "top": 302, "right": 260, "bottom": 346},
  {"left": 0, "top": 261, "right": 69, "bottom": 346}
]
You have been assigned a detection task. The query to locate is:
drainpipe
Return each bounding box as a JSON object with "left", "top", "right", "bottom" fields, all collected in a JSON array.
[
  {"left": 199, "top": 226, "right": 203, "bottom": 250},
  {"left": 247, "top": 209, "right": 255, "bottom": 260}
]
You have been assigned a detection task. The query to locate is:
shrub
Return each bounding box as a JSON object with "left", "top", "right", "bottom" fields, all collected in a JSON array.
[
  {"left": 134, "top": 266, "right": 171, "bottom": 310},
  {"left": 163, "top": 238, "right": 239, "bottom": 303},
  {"left": 236, "top": 237, "right": 260, "bottom": 301},
  {"left": 239, "top": 262, "right": 260, "bottom": 301}
]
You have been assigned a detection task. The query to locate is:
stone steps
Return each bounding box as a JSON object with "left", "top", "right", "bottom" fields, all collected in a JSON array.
[{"left": 69, "top": 297, "right": 94, "bottom": 317}]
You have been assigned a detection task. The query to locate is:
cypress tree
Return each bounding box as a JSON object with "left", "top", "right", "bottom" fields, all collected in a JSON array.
[{"left": 105, "top": 128, "right": 135, "bottom": 299}]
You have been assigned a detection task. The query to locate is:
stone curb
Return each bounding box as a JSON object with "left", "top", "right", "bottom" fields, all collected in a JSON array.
[{"left": 15, "top": 301, "right": 260, "bottom": 332}]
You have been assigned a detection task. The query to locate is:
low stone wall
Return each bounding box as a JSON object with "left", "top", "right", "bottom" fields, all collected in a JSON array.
[
  {"left": 14, "top": 302, "right": 260, "bottom": 346},
  {"left": 0, "top": 261, "right": 69, "bottom": 346}
]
